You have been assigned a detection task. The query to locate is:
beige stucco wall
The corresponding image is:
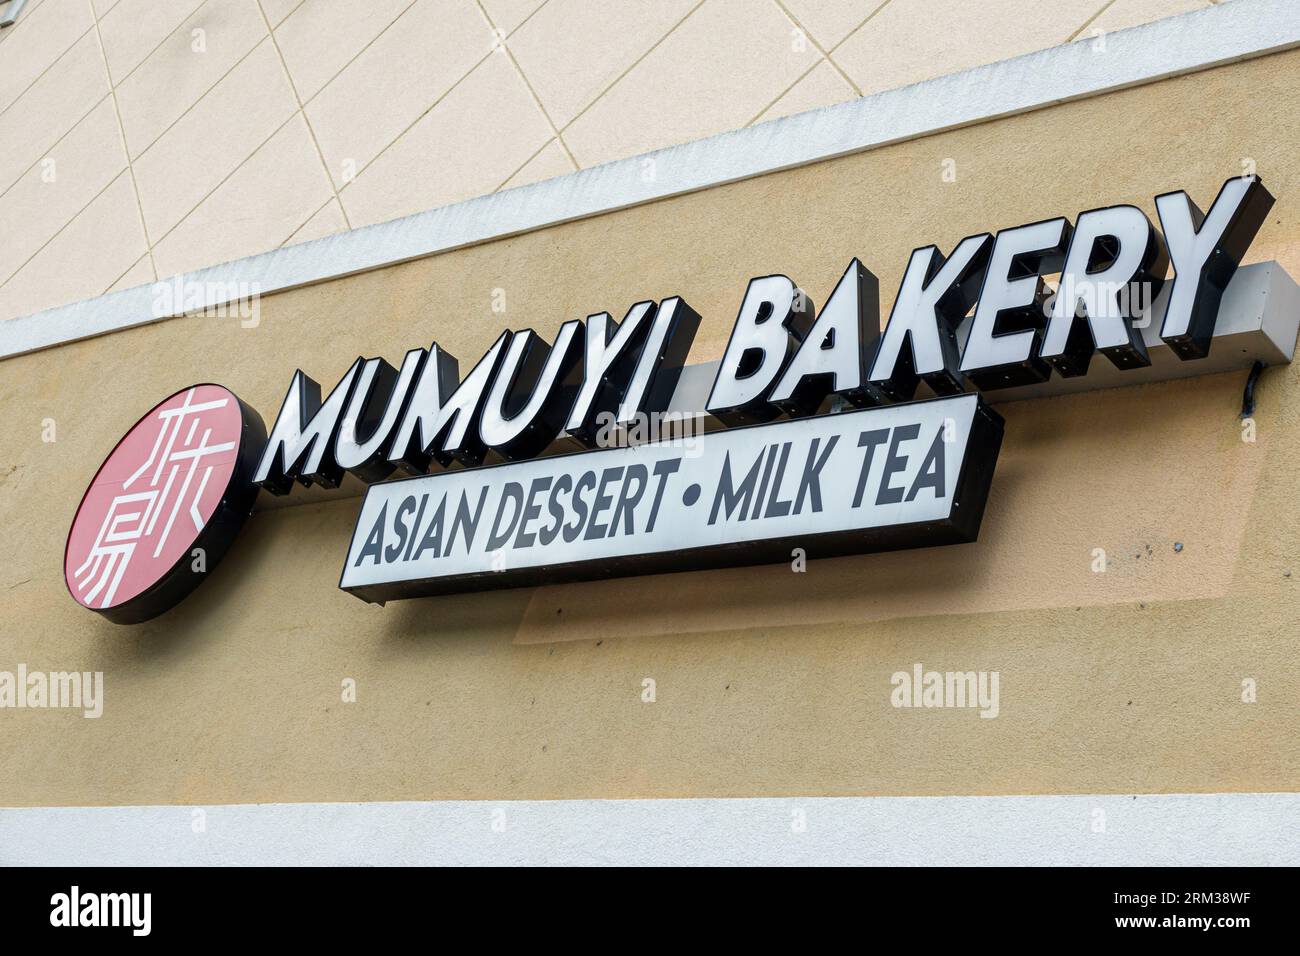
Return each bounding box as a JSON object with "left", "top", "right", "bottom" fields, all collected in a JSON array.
[
  {"left": 1, "top": 44, "right": 1298, "bottom": 807},
  {"left": 0, "top": 0, "right": 1216, "bottom": 323}
]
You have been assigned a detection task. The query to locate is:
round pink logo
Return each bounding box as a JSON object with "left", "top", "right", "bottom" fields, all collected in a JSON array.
[{"left": 65, "top": 384, "right": 265, "bottom": 624}]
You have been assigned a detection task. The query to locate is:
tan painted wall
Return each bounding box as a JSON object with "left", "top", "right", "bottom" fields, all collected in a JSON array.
[
  {"left": 2, "top": 46, "right": 1299, "bottom": 807},
  {"left": 0, "top": 0, "right": 1210, "bottom": 323}
]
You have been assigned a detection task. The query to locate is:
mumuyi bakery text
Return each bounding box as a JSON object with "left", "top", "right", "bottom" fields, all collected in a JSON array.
[{"left": 253, "top": 175, "right": 1271, "bottom": 498}]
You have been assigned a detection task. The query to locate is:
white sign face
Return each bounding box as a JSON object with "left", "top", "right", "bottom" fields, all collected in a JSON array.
[{"left": 340, "top": 394, "right": 1002, "bottom": 601}]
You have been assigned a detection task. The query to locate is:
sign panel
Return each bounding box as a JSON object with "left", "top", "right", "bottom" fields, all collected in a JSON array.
[
  {"left": 62, "top": 174, "right": 1292, "bottom": 620},
  {"left": 63, "top": 384, "right": 266, "bottom": 624},
  {"left": 340, "top": 394, "right": 1003, "bottom": 602}
]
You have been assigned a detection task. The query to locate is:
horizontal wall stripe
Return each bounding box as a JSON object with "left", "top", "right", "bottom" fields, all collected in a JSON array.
[
  {"left": 2, "top": 792, "right": 1297, "bottom": 866},
  {"left": 2, "top": 0, "right": 1298, "bottom": 361}
]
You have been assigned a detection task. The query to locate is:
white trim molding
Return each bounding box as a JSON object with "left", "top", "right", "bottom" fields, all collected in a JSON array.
[
  {"left": 2, "top": 0, "right": 1298, "bottom": 360},
  {"left": 1, "top": 792, "right": 1296, "bottom": 866}
]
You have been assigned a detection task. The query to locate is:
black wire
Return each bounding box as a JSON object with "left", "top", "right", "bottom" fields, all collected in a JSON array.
[{"left": 1240, "top": 360, "right": 1265, "bottom": 418}]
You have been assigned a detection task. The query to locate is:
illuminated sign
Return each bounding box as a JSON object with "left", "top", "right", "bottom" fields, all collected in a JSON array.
[
  {"left": 65, "top": 176, "right": 1285, "bottom": 618},
  {"left": 341, "top": 394, "right": 1001, "bottom": 601},
  {"left": 64, "top": 385, "right": 265, "bottom": 624}
]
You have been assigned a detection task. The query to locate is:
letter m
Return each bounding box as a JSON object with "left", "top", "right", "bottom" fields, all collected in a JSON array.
[
  {"left": 101, "top": 894, "right": 130, "bottom": 926},
  {"left": 255, "top": 362, "right": 362, "bottom": 495},
  {"left": 708, "top": 450, "right": 763, "bottom": 525}
]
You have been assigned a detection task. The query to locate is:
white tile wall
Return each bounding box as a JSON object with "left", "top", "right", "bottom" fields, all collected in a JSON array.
[{"left": 0, "top": 0, "right": 1219, "bottom": 322}]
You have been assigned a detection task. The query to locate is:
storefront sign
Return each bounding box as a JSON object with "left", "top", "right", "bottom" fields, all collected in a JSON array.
[
  {"left": 64, "top": 175, "right": 1286, "bottom": 619},
  {"left": 340, "top": 394, "right": 1001, "bottom": 601},
  {"left": 63, "top": 385, "right": 266, "bottom": 624}
]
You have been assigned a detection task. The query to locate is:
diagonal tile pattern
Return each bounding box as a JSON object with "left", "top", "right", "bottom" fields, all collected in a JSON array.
[
  {"left": 832, "top": 0, "right": 1110, "bottom": 95},
  {"left": 0, "top": 0, "right": 1218, "bottom": 321}
]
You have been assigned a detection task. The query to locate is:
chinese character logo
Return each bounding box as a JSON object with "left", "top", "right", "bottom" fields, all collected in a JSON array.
[{"left": 64, "top": 384, "right": 265, "bottom": 625}]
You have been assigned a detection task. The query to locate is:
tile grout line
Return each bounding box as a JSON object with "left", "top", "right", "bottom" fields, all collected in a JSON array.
[
  {"left": 714, "top": 0, "right": 885, "bottom": 134},
  {"left": 556, "top": 0, "right": 708, "bottom": 136},
  {"left": 278, "top": 194, "right": 338, "bottom": 249},
  {"left": 473, "top": 0, "right": 578, "bottom": 169},
  {"left": 333, "top": 0, "right": 557, "bottom": 199},
  {"left": 0, "top": 22, "right": 94, "bottom": 127},
  {"left": 102, "top": 0, "right": 209, "bottom": 93},
  {"left": 746, "top": 0, "right": 897, "bottom": 128},
  {"left": 492, "top": 137, "right": 563, "bottom": 193},
  {"left": 0, "top": 167, "right": 135, "bottom": 289},
  {"left": 825, "top": 0, "right": 893, "bottom": 57},
  {"left": 0, "top": 0, "right": 48, "bottom": 49},
  {"left": 296, "top": 0, "right": 422, "bottom": 113},
  {"left": 128, "top": 32, "right": 269, "bottom": 166},
  {"left": 87, "top": 0, "right": 156, "bottom": 280},
  {"left": 99, "top": 251, "right": 151, "bottom": 297},
  {"left": 1066, "top": 0, "right": 1122, "bottom": 42},
  {"left": 772, "top": 0, "right": 863, "bottom": 96},
  {"left": 147, "top": 108, "right": 303, "bottom": 261},
  {"left": 0, "top": 91, "right": 106, "bottom": 205},
  {"left": 0, "top": 0, "right": 86, "bottom": 94},
  {"left": 253, "top": 0, "right": 353, "bottom": 229},
  {"left": 335, "top": 49, "right": 498, "bottom": 199},
  {"left": 0, "top": 0, "right": 71, "bottom": 73},
  {"left": 743, "top": 58, "right": 824, "bottom": 128},
  {"left": 266, "top": 0, "right": 307, "bottom": 28}
]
